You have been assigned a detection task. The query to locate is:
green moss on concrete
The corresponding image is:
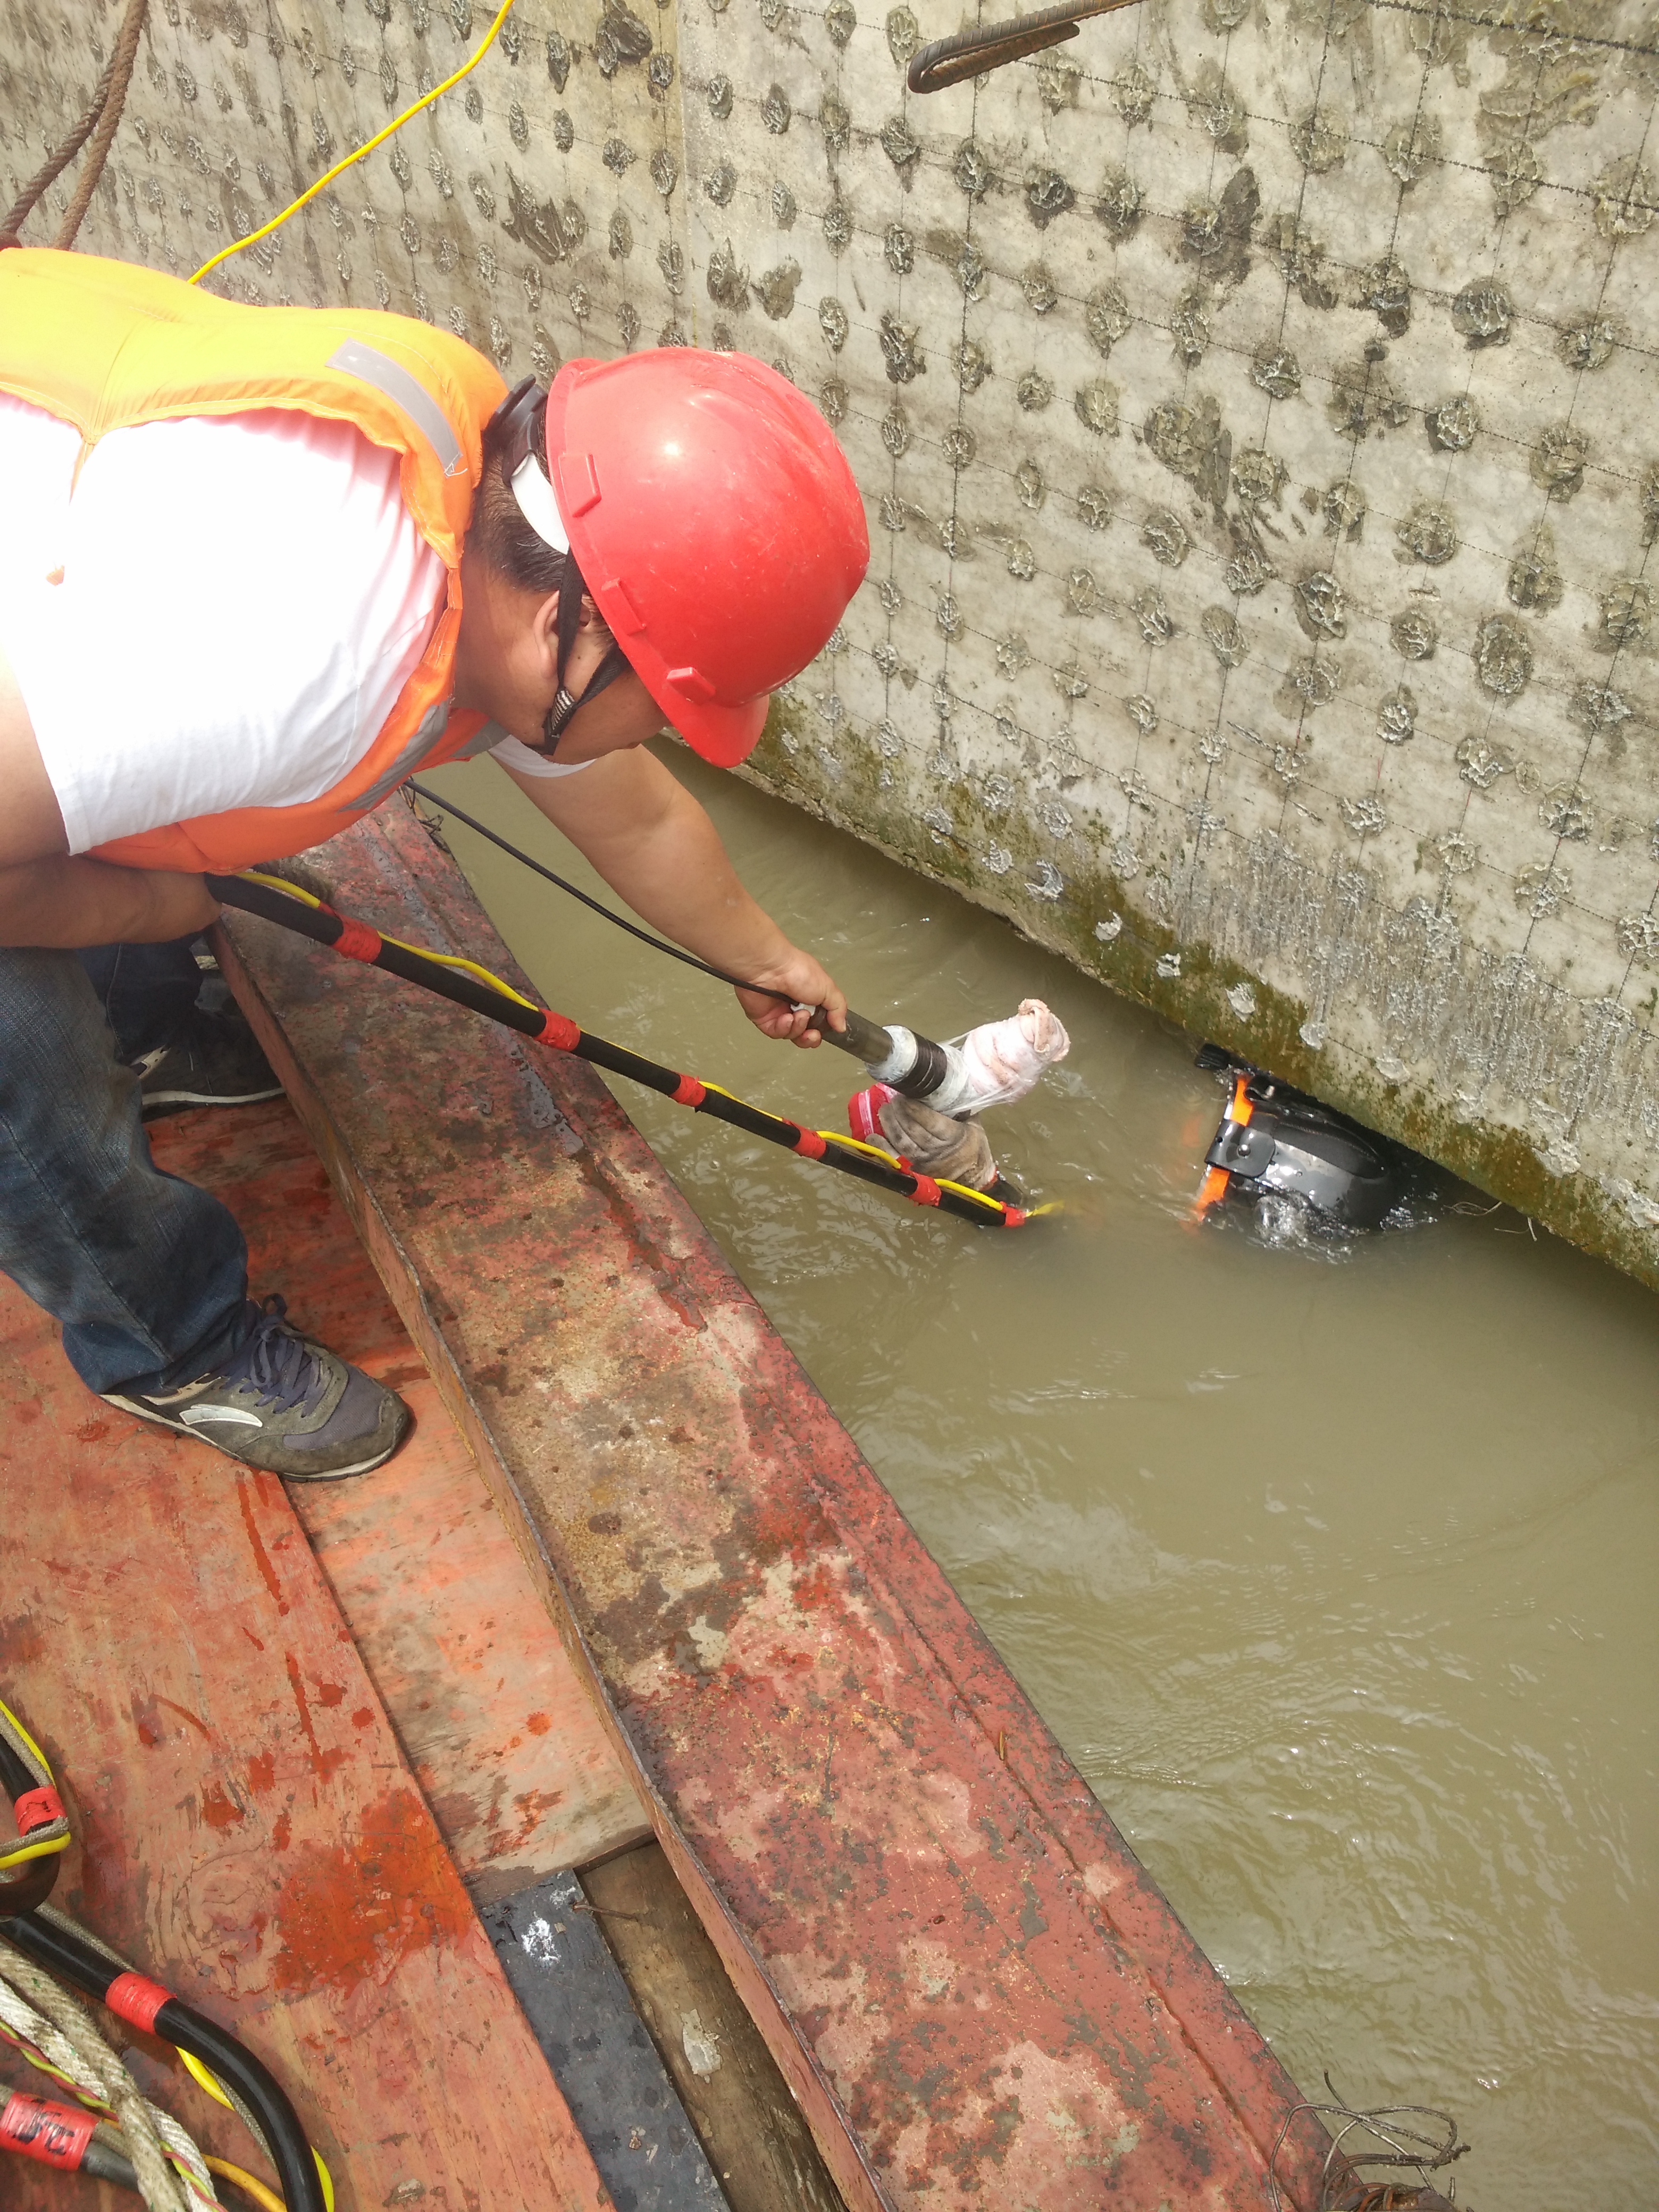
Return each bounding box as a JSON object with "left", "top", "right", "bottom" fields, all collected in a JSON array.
[{"left": 742, "top": 702, "right": 1659, "bottom": 1296}]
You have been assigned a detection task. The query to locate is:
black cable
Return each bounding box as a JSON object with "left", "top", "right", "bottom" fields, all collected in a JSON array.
[
  {"left": 0, "top": 1737, "right": 32, "bottom": 1801},
  {"left": 406, "top": 780, "right": 800, "bottom": 1006},
  {"left": 0, "top": 1913, "right": 326, "bottom": 2212}
]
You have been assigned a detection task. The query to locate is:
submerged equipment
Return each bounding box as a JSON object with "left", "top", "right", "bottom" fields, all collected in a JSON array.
[
  {"left": 1191, "top": 1044, "right": 1411, "bottom": 1232},
  {"left": 208, "top": 870, "right": 1048, "bottom": 1230}
]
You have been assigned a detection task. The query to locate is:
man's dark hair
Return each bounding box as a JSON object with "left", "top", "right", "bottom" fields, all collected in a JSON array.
[
  {"left": 469, "top": 403, "right": 575, "bottom": 598},
  {"left": 468, "top": 397, "right": 618, "bottom": 703}
]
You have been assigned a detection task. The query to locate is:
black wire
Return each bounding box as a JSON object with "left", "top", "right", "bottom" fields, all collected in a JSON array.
[{"left": 406, "top": 780, "right": 799, "bottom": 1007}]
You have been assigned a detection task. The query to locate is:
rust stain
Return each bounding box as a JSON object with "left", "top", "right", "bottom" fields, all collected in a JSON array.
[
  {"left": 236, "top": 1479, "right": 289, "bottom": 1618},
  {"left": 269, "top": 1787, "right": 473, "bottom": 1996},
  {"left": 199, "top": 1782, "right": 246, "bottom": 1831},
  {"left": 0, "top": 1614, "right": 45, "bottom": 1666},
  {"left": 285, "top": 1652, "right": 346, "bottom": 1782}
]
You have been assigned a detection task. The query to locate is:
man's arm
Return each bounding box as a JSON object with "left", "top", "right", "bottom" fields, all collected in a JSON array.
[
  {"left": 498, "top": 744, "right": 848, "bottom": 1046},
  {"left": 0, "top": 649, "right": 222, "bottom": 948}
]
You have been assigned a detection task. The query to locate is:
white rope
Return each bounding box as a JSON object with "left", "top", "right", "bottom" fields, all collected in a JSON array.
[{"left": 0, "top": 1938, "right": 219, "bottom": 2210}]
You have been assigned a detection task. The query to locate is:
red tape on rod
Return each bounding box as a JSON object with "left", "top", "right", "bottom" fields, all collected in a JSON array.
[
  {"left": 332, "top": 915, "right": 384, "bottom": 965},
  {"left": 1, "top": 2091, "right": 97, "bottom": 2169},
  {"left": 104, "top": 1972, "right": 173, "bottom": 2034},
  {"left": 536, "top": 1009, "right": 580, "bottom": 1052},
  {"left": 12, "top": 1786, "right": 63, "bottom": 1833}
]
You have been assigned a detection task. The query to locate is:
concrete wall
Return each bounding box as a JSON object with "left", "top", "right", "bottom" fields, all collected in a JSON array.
[{"left": 6, "top": 0, "right": 1659, "bottom": 1285}]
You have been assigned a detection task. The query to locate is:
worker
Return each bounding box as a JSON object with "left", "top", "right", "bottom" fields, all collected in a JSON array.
[{"left": 0, "top": 246, "right": 869, "bottom": 1483}]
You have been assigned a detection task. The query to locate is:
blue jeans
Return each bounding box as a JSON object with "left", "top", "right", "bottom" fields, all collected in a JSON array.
[{"left": 0, "top": 946, "right": 249, "bottom": 1396}]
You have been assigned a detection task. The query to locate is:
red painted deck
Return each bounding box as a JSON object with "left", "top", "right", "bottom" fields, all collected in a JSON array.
[
  {"left": 214, "top": 799, "right": 1333, "bottom": 2212},
  {"left": 150, "top": 1101, "right": 651, "bottom": 1899},
  {"left": 0, "top": 1101, "right": 621, "bottom": 2212}
]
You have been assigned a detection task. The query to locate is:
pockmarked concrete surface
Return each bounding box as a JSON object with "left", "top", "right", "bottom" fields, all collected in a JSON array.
[{"left": 6, "top": 0, "right": 1659, "bottom": 1283}]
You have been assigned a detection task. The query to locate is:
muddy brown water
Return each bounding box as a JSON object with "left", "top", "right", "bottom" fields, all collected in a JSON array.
[{"left": 424, "top": 746, "right": 1658, "bottom": 2210}]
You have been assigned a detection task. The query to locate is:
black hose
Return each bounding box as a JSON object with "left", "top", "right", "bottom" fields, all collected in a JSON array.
[
  {"left": 0, "top": 1737, "right": 33, "bottom": 1800},
  {"left": 0, "top": 1912, "right": 326, "bottom": 2212},
  {"left": 401, "top": 785, "right": 963, "bottom": 1075},
  {"left": 407, "top": 780, "right": 804, "bottom": 1006},
  {"left": 0, "top": 1729, "right": 62, "bottom": 1914},
  {"left": 82, "top": 2135, "right": 140, "bottom": 2190}
]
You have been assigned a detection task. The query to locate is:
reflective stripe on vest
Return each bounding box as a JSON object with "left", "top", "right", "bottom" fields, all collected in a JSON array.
[{"left": 328, "top": 339, "right": 466, "bottom": 478}]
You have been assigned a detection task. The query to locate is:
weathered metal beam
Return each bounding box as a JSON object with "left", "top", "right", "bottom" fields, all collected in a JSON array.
[{"left": 216, "top": 801, "right": 1331, "bottom": 2211}]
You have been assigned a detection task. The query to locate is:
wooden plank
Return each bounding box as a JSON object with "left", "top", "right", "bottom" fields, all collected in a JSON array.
[
  {"left": 145, "top": 1101, "right": 650, "bottom": 1896},
  {"left": 216, "top": 803, "right": 1334, "bottom": 2212},
  {"left": 0, "top": 1161, "right": 610, "bottom": 2212},
  {"left": 581, "top": 1844, "right": 847, "bottom": 2212}
]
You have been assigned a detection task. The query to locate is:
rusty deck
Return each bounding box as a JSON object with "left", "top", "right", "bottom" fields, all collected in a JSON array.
[
  {"left": 203, "top": 799, "right": 1333, "bottom": 2212},
  {"left": 0, "top": 1100, "right": 618, "bottom": 2212}
]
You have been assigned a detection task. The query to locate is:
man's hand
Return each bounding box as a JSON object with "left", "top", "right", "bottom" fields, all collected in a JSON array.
[
  {"left": 734, "top": 948, "right": 848, "bottom": 1049},
  {"left": 501, "top": 745, "right": 851, "bottom": 1050}
]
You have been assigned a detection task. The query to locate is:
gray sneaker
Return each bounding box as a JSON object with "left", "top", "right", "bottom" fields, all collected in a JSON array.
[{"left": 103, "top": 1296, "right": 412, "bottom": 1480}]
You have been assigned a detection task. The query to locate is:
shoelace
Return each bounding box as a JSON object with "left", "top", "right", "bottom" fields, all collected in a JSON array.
[{"left": 220, "top": 1295, "right": 327, "bottom": 1416}]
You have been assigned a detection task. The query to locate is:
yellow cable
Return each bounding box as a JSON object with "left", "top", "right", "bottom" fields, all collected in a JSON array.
[
  {"left": 817, "top": 1129, "right": 899, "bottom": 1164},
  {"left": 240, "top": 870, "right": 323, "bottom": 911},
  {"left": 0, "top": 1833, "right": 70, "bottom": 1870},
  {"left": 812, "top": 1130, "right": 1013, "bottom": 1215},
  {"left": 189, "top": 0, "right": 516, "bottom": 286},
  {"left": 204, "top": 2157, "right": 285, "bottom": 2212},
  {"left": 183, "top": 2058, "right": 334, "bottom": 2208},
  {"left": 236, "top": 873, "right": 539, "bottom": 1011},
  {"left": 180, "top": 2049, "right": 234, "bottom": 2110},
  {"left": 383, "top": 938, "right": 540, "bottom": 1010}
]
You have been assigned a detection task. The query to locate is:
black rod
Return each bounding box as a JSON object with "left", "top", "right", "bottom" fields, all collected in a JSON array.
[{"left": 207, "top": 875, "right": 1026, "bottom": 1230}]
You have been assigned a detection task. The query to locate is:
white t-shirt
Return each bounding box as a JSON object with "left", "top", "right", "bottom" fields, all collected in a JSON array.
[{"left": 0, "top": 395, "right": 584, "bottom": 852}]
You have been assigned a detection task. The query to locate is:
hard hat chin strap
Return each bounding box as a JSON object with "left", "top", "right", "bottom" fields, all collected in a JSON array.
[
  {"left": 489, "top": 376, "right": 634, "bottom": 758},
  {"left": 539, "top": 643, "right": 631, "bottom": 752}
]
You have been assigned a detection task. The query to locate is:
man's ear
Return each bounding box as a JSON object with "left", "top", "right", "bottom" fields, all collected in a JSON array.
[{"left": 529, "top": 588, "right": 564, "bottom": 674}]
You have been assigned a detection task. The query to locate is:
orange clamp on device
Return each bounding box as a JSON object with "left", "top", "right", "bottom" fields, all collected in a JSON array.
[{"left": 1193, "top": 1073, "right": 1253, "bottom": 1219}]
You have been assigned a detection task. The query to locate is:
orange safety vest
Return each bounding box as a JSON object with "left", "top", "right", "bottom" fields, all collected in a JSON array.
[{"left": 0, "top": 247, "right": 507, "bottom": 871}]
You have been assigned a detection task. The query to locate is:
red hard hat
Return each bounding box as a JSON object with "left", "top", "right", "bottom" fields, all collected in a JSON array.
[{"left": 542, "top": 350, "right": 869, "bottom": 767}]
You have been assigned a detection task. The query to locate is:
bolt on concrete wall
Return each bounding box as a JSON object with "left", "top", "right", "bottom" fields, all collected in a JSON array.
[{"left": 5, "top": 0, "right": 1659, "bottom": 1284}]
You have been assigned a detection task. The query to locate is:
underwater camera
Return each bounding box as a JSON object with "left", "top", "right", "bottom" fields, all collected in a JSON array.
[{"left": 1191, "top": 1043, "right": 1423, "bottom": 1233}]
